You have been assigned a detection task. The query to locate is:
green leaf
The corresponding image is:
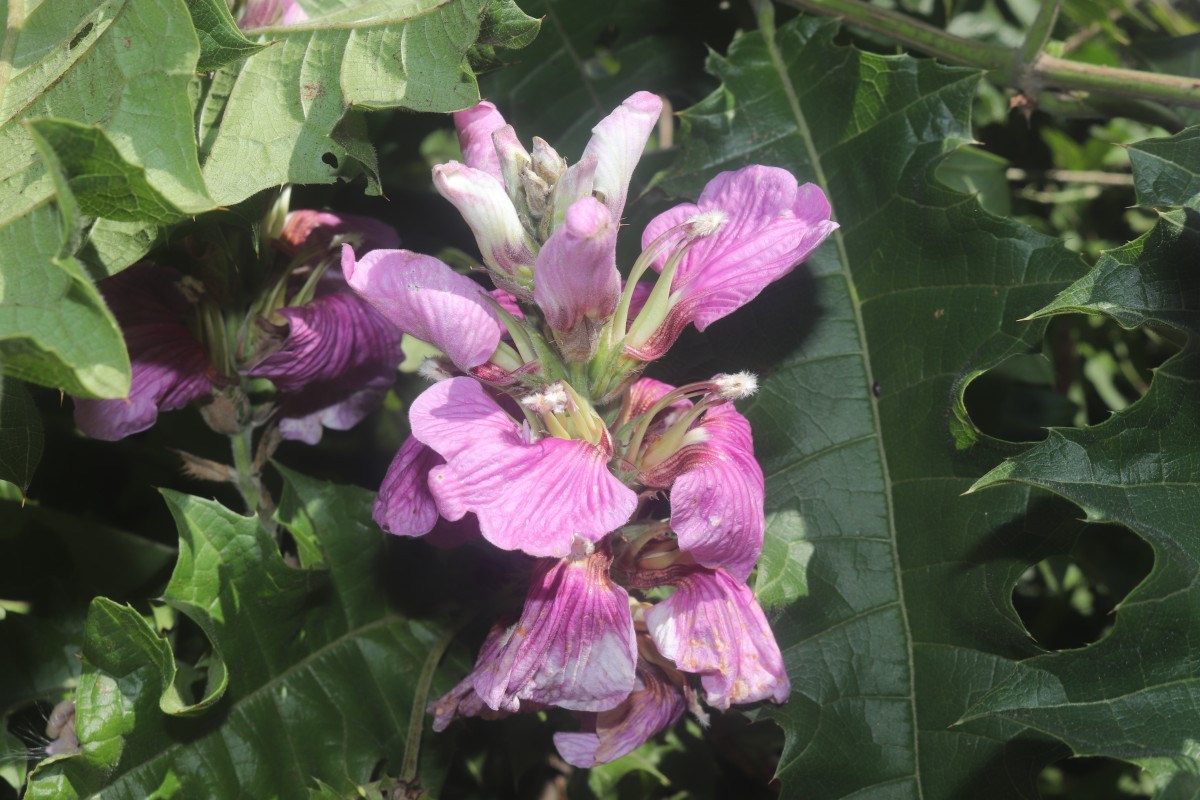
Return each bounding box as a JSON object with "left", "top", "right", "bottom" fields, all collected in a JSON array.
[
  {"left": 201, "top": 0, "right": 539, "bottom": 206},
  {"left": 965, "top": 132, "right": 1200, "bottom": 789},
  {"left": 0, "top": 205, "right": 131, "bottom": 398},
  {"left": 29, "top": 120, "right": 189, "bottom": 225},
  {"left": 185, "top": 0, "right": 269, "bottom": 71},
  {"left": 1127, "top": 125, "right": 1200, "bottom": 210},
  {"left": 0, "top": 375, "right": 44, "bottom": 494},
  {"left": 663, "top": 14, "right": 1086, "bottom": 797},
  {"left": 24, "top": 474, "right": 468, "bottom": 798}
]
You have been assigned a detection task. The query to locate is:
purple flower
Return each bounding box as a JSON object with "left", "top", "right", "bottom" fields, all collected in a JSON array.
[
  {"left": 470, "top": 548, "right": 637, "bottom": 712},
  {"left": 628, "top": 165, "right": 837, "bottom": 359},
  {"left": 373, "top": 434, "right": 442, "bottom": 536},
  {"left": 73, "top": 264, "right": 215, "bottom": 441},
  {"left": 245, "top": 290, "right": 402, "bottom": 444},
  {"left": 453, "top": 101, "right": 507, "bottom": 182},
  {"left": 408, "top": 377, "right": 637, "bottom": 558},
  {"left": 640, "top": 402, "right": 765, "bottom": 582},
  {"left": 646, "top": 567, "right": 790, "bottom": 710},
  {"left": 342, "top": 248, "right": 504, "bottom": 373},
  {"left": 553, "top": 657, "right": 686, "bottom": 768}
]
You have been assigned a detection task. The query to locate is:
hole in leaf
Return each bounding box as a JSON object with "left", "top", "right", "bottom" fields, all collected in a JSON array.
[
  {"left": 68, "top": 22, "right": 94, "bottom": 50},
  {"left": 964, "top": 352, "right": 1078, "bottom": 442},
  {"left": 321, "top": 152, "right": 338, "bottom": 169},
  {"left": 1038, "top": 756, "right": 1155, "bottom": 799},
  {"left": 1011, "top": 524, "right": 1152, "bottom": 651}
]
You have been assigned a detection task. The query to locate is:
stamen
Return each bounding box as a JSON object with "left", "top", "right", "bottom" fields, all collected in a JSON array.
[
  {"left": 520, "top": 383, "right": 569, "bottom": 415},
  {"left": 418, "top": 359, "right": 454, "bottom": 382},
  {"left": 713, "top": 371, "right": 758, "bottom": 400},
  {"left": 686, "top": 210, "right": 727, "bottom": 238}
]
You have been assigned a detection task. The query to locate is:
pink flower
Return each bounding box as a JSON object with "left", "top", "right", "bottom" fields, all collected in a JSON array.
[
  {"left": 641, "top": 402, "right": 765, "bottom": 581},
  {"left": 553, "top": 657, "right": 686, "bottom": 767},
  {"left": 452, "top": 101, "right": 507, "bottom": 182},
  {"left": 646, "top": 567, "right": 790, "bottom": 710},
  {"left": 238, "top": 0, "right": 308, "bottom": 29},
  {"left": 409, "top": 377, "right": 637, "bottom": 558},
  {"left": 470, "top": 549, "right": 638, "bottom": 712},
  {"left": 276, "top": 210, "right": 400, "bottom": 257},
  {"left": 372, "top": 434, "right": 443, "bottom": 536},
  {"left": 628, "top": 165, "right": 837, "bottom": 359},
  {"left": 73, "top": 265, "right": 215, "bottom": 440},
  {"left": 342, "top": 248, "right": 504, "bottom": 373}
]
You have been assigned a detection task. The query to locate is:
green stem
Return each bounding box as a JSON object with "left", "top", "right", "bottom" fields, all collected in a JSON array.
[
  {"left": 1020, "top": 0, "right": 1062, "bottom": 66},
  {"left": 230, "top": 428, "right": 263, "bottom": 515},
  {"left": 777, "top": 0, "right": 1200, "bottom": 109},
  {"left": 400, "top": 622, "right": 462, "bottom": 784}
]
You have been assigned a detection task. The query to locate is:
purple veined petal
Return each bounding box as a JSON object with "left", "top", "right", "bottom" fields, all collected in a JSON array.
[
  {"left": 429, "top": 623, "right": 514, "bottom": 731},
  {"left": 432, "top": 162, "right": 537, "bottom": 283},
  {"left": 245, "top": 291, "right": 402, "bottom": 392},
  {"left": 472, "top": 551, "right": 638, "bottom": 713},
  {"left": 342, "top": 248, "right": 503, "bottom": 371},
  {"left": 373, "top": 434, "right": 444, "bottom": 536},
  {"left": 454, "top": 101, "right": 507, "bottom": 181},
  {"left": 489, "top": 288, "right": 524, "bottom": 319},
  {"left": 533, "top": 196, "right": 620, "bottom": 333},
  {"left": 630, "top": 166, "right": 837, "bottom": 359},
  {"left": 646, "top": 567, "right": 789, "bottom": 710},
  {"left": 553, "top": 659, "right": 686, "bottom": 767},
  {"left": 73, "top": 264, "right": 213, "bottom": 441},
  {"left": 580, "top": 92, "right": 663, "bottom": 223},
  {"left": 277, "top": 210, "right": 400, "bottom": 257},
  {"left": 627, "top": 377, "right": 690, "bottom": 420},
  {"left": 277, "top": 373, "right": 392, "bottom": 445},
  {"left": 411, "top": 377, "right": 637, "bottom": 558},
  {"left": 662, "top": 405, "right": 764, "bottom": 581},
  {"left": 239, "top": 0, "right": 308, "bottom": 29}
]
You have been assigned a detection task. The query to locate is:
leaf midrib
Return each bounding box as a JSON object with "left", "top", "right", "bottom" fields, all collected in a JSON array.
[{"left": 758, "top": 21, "right": 924, "bottom": 799}]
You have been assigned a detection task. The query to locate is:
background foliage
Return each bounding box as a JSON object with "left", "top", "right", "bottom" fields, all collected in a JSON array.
[{"left": 2, "top": 0, "right": 1198, "bottom": 798}]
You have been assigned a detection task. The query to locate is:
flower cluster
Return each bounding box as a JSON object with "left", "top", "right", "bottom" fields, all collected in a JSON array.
[
  {"left": 346, "top": 92, "right": 836, "bottom": 766},
  {"left": 72, "top": 210, "right": 403, "bottom": 444}
]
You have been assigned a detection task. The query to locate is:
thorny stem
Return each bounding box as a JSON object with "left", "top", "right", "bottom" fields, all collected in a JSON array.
[{"left": 776, "top": 0, "right": 1200, "bottom": 110}]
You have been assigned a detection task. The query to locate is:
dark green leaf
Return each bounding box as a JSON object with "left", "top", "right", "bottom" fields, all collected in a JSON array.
[
  {"left": 663, "top": 14, "right": 1085, "bottom": 797},
  {"left": 185, "top": 0, "right": 269, "bottom": 72},
  {"left": 0, "top": 376, "right": 44, "bottom": 494},
  {"left": 1127, "top": 125, "right": 1200, "bottom": 210},
  {"left": 966, "top": 132, "right": 1200, "bottom": 790},
  {"left": 24, "top": 474, "right": 467, "bottom": 798}
]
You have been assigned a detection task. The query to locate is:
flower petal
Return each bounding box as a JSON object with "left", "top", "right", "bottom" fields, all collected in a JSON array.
[
  {"left": 553, "top": 659, "right": 686, "bottom": 767},
  {"left": 277, "top": 210, "right": 400, "bottom": 257},
  {"left": 432, "top": 162, "right": 537, "bottom": 283},
  {"left": 343, "top": 248, "right": 502, "bottom": 371},
  {"left": 472, "top": 552, "right": 637, "bottom": 712},
  {"left": 646, "top": 567, "right": 789, "bottom": 710},
  {"left": 411, "top": 377, "right": 637, "bottom": 557},
  {"left": 453, "top": 101, "right": 507, "bottom": 181},
  {"left": 239, "top": 0, "right": 308, "bottom": 28},
  {"left": 373, "top": 434, "right": 444, "bottom": 536},
  {"left": 533, "top": 196, "right": 620, "bottom": 333},
  {"left": 580, "top": 91, "right": 662, "bottom": 223},
  {"left": 73, "top": 265, "right": 212, "bottom": 440}
]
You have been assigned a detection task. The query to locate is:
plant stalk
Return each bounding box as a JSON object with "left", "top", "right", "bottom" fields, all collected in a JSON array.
[
  {"left": 777, "top": 0, "right": 1200, "bottom": 109},
  {"left": 230, "top": 427, "right": 263, "bottom": 515}
]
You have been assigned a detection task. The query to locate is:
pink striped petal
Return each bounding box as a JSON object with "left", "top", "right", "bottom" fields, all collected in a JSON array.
[
  {"left": 373, "top": 434, "right": 443, "bottom": 536},
  {"left": 410, "top": 378, "right": 637, "bottom": 557},
  {"left": 646, "top": 567, "right": 789, "bottom": 710},
  {"left": 472, "top": 552, "right": 637, "bottom": 712},
  {"left": 342, "top": 248, "right": 502, "bottom": 371},
  {"left": 581, "top": 92, "right": 662, "bottom": 223}
]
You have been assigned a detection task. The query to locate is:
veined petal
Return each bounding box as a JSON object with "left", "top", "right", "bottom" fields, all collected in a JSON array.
[
  {"left": 343, "top": 248, "right": 502, "bottom": 371},
  {"left": 277, "top": 374, "right": 391, "bottom": 445},
  {"left": 534, "top": 197, "right": 620, "bottom": 333},
  {"left": 277, "top": 210, "right": 400, "bottom": 257},
  {"left": 412, "top": 377, "right": 637, "bottom": 557},
  {"left": 374, "top": 434, "right": 444, "bottom": 536},
  {"left": 73, "top": 265, "right": 212, "bottom": 440},
  {"left": 631, "top": 166, "right": 836, "bottom": 358},
  {"left": 472, "top": 552, "right": 637, "bottom": 712},
  {"left": 628, "top": 377, "right": 690, "bottom": 420},
  {"left": 646, "top": 567, "right": 789, "bottom": 710},
  {"left": 454, "top": 101, "right": 507, "bottom": 181},
  {"left": 581, "top": 92, "right": 662, "bottom": 223},
  {"left": 432, "top": 162, "right": 537, "bottom": 282},
  {"left": 663, "top": 405, "right": 764, "bottom": 581},
  {"left": 553, "top": 659, "right": 686, "bottom": 767}
]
